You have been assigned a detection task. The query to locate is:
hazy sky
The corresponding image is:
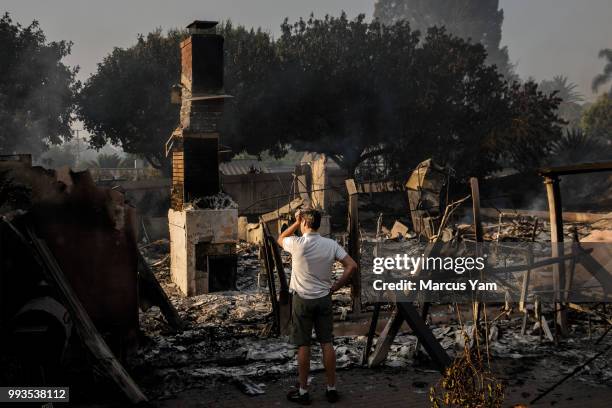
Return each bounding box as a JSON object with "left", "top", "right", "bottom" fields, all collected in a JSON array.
[{"left": 3, "top": 0, "right": 611, "bottom": 102}]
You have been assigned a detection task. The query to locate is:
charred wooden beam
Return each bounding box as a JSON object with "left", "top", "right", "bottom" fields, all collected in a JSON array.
[
  {"left": 137, "top": 250, "right": 184, "bottom": 331},
  {"left": 5, "top": 222, "right": 148, "bottom": 404},
  {"left": 539, "top": 161, "right": 612, "bottom": 177},
  {"left": 544, "top": 176, "right": 568, "bottom": 336},
  {"left": 346, "top": 180, "right": 362, "bottom": 314}
]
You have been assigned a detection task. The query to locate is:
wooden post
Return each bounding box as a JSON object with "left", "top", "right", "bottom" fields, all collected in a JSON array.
[
  {"left": 346, "top": 180, "right": 361, "bottom": 314},
  {"left": 520, "top": 249, "right": 533, "bottom": 335},
  {"left": 470, "top": 178, "right": 483, "bottom": 243},
  {"left": 470, "top": 178, "right": 484, "bottom": 337},
  {"left": 519, "top": 250, "right": 533, "bottom": 313},
  {"left": 261, "top": 234, "right": 280, "bottom": 334},
  {"left": 544, "top": 176, "right": 568, "bottom": 335},
  {"left": 362, "top": 303, "right": 381, "bottom": 365},
  {"left": 368, "top": 307, "right": 405, "bottom": 367}
]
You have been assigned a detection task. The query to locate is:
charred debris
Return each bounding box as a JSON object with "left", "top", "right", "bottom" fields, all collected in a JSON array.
[{"left": 0, "top": 20, "right": 611, "bottom": 407}]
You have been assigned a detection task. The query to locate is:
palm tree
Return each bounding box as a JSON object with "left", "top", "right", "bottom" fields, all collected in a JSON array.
[
  {"left": 549, "top": 128, "right": 609, "bottom": 165},
  {"left": 592, "top": 48, "right": 612, "bottom": 97},
  {"left": 539, "top": 75, "right": 583, "bottom": 103},
  {"left": 86, "top": 153, "right": 123, "bottom": 168}
]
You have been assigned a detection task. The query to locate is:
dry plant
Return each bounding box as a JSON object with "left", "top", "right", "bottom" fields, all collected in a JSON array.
[{"left": 429, "top": 305, "right": 505, "bottom": 408}]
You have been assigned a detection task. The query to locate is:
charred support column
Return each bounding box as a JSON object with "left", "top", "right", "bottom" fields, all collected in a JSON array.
[
  {"left": 345, "top": 179, "right": 362, "bottom": 314},
  {"left": 544, "top": 175, "right": 568, "bottom": 336},
  {"left": 470, "top": 178, "right": 484, "bottom": 336}
]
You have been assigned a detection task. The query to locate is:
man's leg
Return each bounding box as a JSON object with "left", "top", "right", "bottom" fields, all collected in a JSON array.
[
  {"left": 297, "top": 345, "right": 311, "bottom": 389},
  {"left": 314, "top": 294, "right": 338, "bottom": 402},
  {"left": 321, "top": 342, "right": 336, "bottom": 387},
  {"left": 287, "top": 295, "right": 313, "bottom": 404}
]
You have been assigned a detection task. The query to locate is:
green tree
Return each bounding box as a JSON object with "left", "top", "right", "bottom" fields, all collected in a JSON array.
[
  {"left": 77, "top": 29, "right": 184, "bottom": 174},
  {"left": 78, "top": 23, "right": 277, "bottom": 174},
  {"left": 373, "top": 0, "right": 514, "bottom": 79},
  {"left": 501, "top": 81, "right": 565, "bottom": 171},
  {"left": 216, "top": 22, "right": 282, "bottom": 157},
  {"left": 581, "top": 95, "right": 612, "bottom": 141},
  {"left": 255, "top": 15, "right": 560, "bottom": 179},
  {"left": 0, "top": 13, "right": 79, "bottom": 156},
  {"left": 78, "top": 14, "right": 562, "bottom": 180},
  {"left": 592, "top": 48, "right": 612, "bottom": 97}
]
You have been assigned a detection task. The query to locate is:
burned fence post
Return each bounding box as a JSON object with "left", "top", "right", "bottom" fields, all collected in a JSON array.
[
  {"left": 470, "top": 177, "right": 485, "bottom": 339},
  {"left": 260, "top": 220, "right": 291, "bottom": 335},
  {"left": 345, "top": 179, "right": 362, "bottom": 315}
]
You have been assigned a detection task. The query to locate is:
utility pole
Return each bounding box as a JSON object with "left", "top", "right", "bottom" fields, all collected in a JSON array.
[{"left": 72, "top": 129, "right": 82, "bottom": 167}]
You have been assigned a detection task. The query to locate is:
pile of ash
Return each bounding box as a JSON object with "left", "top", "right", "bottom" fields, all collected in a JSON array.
[{"left": 184, "top": 192, "right": 238, "bottom": 210}]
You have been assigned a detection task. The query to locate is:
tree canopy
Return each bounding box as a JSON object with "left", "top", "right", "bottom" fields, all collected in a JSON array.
[
  {"left": 225, "top": 14, "right": 561, "bottom": 179},
  {"left": 592, "top": 48, "right": 612, "bottom": 97},
  {"left": 373, "top": 0, "right": 514, "bottom": 79},
  {"left": 77, "top": 29, "right": 183, "bottom": 173},
  {"left": 0, "top": 13, "right": 78, "bottom": 156},
  {"left": 581, "top": 95, "right": 612, "bottom": 142},
  {"left": 78, "top": 13, "right": 563, "bottom": 180}
]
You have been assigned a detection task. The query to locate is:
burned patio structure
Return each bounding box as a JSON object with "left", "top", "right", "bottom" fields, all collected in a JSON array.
[{"left": 129, "top": 156, "right": 612, "bottom": 406}]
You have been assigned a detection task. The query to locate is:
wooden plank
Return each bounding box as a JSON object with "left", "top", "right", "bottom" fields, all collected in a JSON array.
[
  {"left": 479, "top": 208, "right": 609, "bottom": 223},
  {"left": 260, "top": 197, "right": 304, "bottom": 224},
  {"left": 539, "top": 161, "right": 612, "bottom": 177},
  {"left": 362, "top": 303, "right": 381, "bottom": 365},
  {"left": 368, "top": 307, "right": 404, "bottom": 367},
  {"left": 576, "top": 248, "right": 612, "bottom": 296},
  {"left": 396, "top": 301, "right": 451, "bottom": 369},
  {"left": 137, "top": 250, "right": 184, "bottom": 331},
  {"left": 345, "top": 179, "right": 358, "bottom": 196},
  {"left": 23, "top": 226, "right": 147, "bottom": 403}
]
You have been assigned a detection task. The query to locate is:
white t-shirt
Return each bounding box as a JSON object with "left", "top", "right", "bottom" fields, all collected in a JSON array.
[{"left": 282, "top": 232, "right": 348, "bottom": 299}]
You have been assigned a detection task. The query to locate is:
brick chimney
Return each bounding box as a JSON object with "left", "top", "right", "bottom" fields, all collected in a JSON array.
[
  {"left": 170, "top": 20, "right": 230, "bottom": 208},
  {"left": 168, "top": 20, "right": 238, "bottom": 296}
]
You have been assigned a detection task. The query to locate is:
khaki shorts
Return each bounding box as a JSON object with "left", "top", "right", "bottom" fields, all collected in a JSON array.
[{"left": 290, "top": 293, "right": 334, "bottom": 346}]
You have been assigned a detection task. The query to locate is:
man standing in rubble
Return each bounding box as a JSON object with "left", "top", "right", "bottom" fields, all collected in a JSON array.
[{"left": 278, "top": 208, "right": 358, "bottom": 405}]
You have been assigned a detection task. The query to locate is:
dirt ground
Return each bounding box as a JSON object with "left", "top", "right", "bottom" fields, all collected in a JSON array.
[{"left": 154, "top": 367, "right": 611, "bottom": 408}]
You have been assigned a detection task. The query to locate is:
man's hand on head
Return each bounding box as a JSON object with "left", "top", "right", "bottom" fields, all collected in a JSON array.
[
  {"left": 294, "top": 209, "right": 303, "bottom": 225},
  {"left": 277, "top": 210, "right": 303, "bottom": 248}
]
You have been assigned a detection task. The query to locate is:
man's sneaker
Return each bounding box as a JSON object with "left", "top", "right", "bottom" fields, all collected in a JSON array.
[
  {"left": 326, "top": 389, "right": 339, "bottom": 403},
  {"left": 287, "top": 388, "right": 311, "bottom": 405}
]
